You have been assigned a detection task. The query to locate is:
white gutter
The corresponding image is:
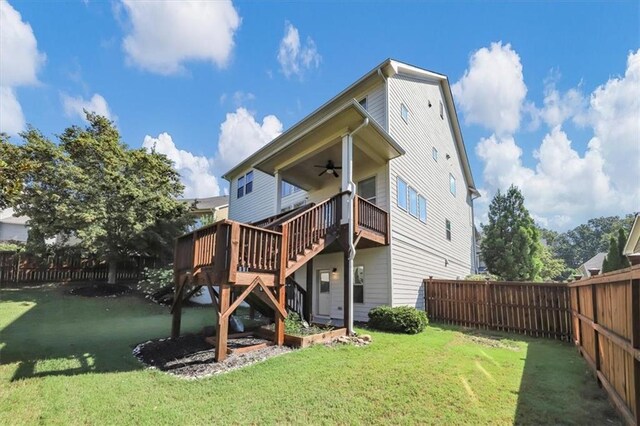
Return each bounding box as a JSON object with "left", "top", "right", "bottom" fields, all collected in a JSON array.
[{"left": 344, "top": 117, "right": 369, "bottom": 334}]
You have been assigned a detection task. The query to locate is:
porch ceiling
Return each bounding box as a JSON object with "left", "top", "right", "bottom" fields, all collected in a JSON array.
[{"left": 254, "top": 101, "right": 404, "bottom": 191}]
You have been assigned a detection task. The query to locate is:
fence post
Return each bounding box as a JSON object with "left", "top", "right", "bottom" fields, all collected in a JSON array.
[
  {"left": 631, "top": 277, "right": 639, "bottom": 425},
  {"left": 591, "top": 282, "right": 601, "bottom": 385}
]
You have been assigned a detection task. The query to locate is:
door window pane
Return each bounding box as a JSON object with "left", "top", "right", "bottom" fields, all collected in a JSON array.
[{"left": 319, "top": 271, "right": 330, "bottom": 293}]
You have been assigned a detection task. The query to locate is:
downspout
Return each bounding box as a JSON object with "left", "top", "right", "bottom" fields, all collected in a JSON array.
[
  {"left": 469, "top": 189, "right": 481, "bottom": 274},
  {"left": 345, "top": 117, "right": 369, "bottom": 334}
]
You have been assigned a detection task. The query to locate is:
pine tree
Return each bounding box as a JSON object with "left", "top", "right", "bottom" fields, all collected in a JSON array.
[
  {"left": 617, "top": 228, "right": 631, "bottom": 269},
  {"left": 602, "top": 236, "right": 617, "bottom": 273},
  {"left": 480, "top": 185, "right": 542, "bottom": 281}
]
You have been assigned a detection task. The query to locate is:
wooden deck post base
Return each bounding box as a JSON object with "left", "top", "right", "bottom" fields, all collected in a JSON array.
[{"left": 215, "top": 284, "right": 231, "bottom": 362}]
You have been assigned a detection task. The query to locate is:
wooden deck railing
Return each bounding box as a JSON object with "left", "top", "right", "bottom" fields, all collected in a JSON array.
[
  {"left": 237, "top": 223, "right": 282, "bottom": 274},
  {"left": 355, "top": 195, "right": 389, "bottom": 242},
  {"left": 280, "top": 192, "right": 344, "bottom": 264},
  {"left": 286, "top": 277, "right": 308, "bottom": 320},
  {"left": 569, "top": 266, "right": 640, "bottom": 425}
]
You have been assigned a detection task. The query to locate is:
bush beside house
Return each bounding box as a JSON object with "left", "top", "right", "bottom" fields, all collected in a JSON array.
[{"left": 368, "top": 306, "right": 428, "bottom": 334}]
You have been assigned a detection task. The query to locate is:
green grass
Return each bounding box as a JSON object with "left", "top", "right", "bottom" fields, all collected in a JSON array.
[{"left": 0, "top": 285, "right": 620, "bottom": 425}]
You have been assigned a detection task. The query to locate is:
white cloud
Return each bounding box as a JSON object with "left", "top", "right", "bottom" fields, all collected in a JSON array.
[
  {"left": 277, "top": 21, "right": 321, "bottom": 79},
  {"left": 0, "top": 87, "right": 25, "bottom": 135},
  {"left": 120, "top": 0, "right": 241, "bottom": 75},
  {"left": 61, "top": 93, "right": 114, "bottom": 121},
  {"left": 452, "top": 42, "right": 527, "bottom": 135},
  {"left": 0, "top": 0, "right": 45, "bottom": 135},
  {"left": 141, "top": 108, "right": 282, "bottom": 198},
  {"left": 538, "top": 77, "right": 587, "bottom": 128},
  {"left": 216, "top": 107, "right": 283, "bottom": 173},
  {"left": 142, "top": 133, "right": 220, "bottom": 199},
  {"left": 585, "top": 49, "right": 640, "bottom": 199}
]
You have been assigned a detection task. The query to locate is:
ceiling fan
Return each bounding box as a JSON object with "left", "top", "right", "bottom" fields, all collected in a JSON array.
[{"left": 314, "top": 160, "right": 342, "bottom": 178}]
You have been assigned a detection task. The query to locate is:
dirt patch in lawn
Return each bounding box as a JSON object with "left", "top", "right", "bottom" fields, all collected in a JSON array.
[
  {"left": 68, "top": 283, "right": 130, "bottom": 297},
  {"left": 133, "top": 334, "right": 293, "bottom": 379},
  {"left": 461, "top": 332, "right": 521, "bottom": 351}
]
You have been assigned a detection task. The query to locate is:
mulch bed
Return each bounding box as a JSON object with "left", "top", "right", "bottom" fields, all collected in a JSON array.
[
  {"left": 68, "top": 283, "right": 130, "bottom": 297},
  {"left": 133, "top": 334, "right": 293, "bottom": 379}
]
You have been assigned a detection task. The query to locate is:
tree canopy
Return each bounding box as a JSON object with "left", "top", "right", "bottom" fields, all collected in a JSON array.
[
  {"left": 12, "top": 113, "right": 192, "bottom": 282},
  {"left": 480, "top": 185, "right": 542, "bottom": 281},
  {"left": 602, "top": 228, "right": 631, "bottom": 273},
  {"left": 0, "top": 133, "right": 33, "bottom": 210}
]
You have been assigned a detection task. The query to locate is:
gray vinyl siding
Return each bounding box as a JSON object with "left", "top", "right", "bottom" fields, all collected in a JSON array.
[
  {"left": 292, "top": 246, "right": 391, "bottom": 323},
  {"left": 228, "top": 169, "right": 276, "bottom": 223},
  {"left": 363, "top": 84, "right": 386, "bottom": 129},
  {"left": 387, "top": 74, "right": 474, "bottom": 309},
  {"left": 0, "top": 223, "right": 28, "bottom": 242}
]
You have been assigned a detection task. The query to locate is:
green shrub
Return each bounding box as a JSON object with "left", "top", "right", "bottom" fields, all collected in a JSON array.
[
  {"left": 464, "top": 273, "right": 499, "bottom": 281},
  {"left": 368, "top": 306, "right": 428, "bottom": 334},
  {"left": 136, "top": 266, "right": 173, "bottom": 295}
]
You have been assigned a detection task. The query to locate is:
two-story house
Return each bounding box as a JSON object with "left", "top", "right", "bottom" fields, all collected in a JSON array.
[{"left": 173, "top": 59, "right": 479, "bottom": 360}]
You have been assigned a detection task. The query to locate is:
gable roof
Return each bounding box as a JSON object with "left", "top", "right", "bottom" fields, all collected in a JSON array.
[
  {"left": 623, "top": 214, "right": 640, "bottom": 255},
  {"left": 578, "top": 252, "right": 607, "bottom": 274},
  {"left": 222, "top": 58, "right": 477, "bottom": 194}
]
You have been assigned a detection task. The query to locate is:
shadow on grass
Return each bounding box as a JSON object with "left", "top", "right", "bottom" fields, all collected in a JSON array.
[
  {"left": 0, "top": 284, "right": 215, "bottom": 381},
  {"left": 430, "top": 323, "right": 621, "bottom": 425}
]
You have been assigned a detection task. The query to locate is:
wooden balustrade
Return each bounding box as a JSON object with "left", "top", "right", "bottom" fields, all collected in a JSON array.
[
  {"left": 355, "top": 195, "right": 389, "bottom": 244},
  {"left": 280, "top": 192, "right": 343, "bottom": 263},
  {"left": 236, "top": 223, "right": 282, "bottom": 274},
  {"left": 286, "top": 277, "right": 308, "bottom": 319}
]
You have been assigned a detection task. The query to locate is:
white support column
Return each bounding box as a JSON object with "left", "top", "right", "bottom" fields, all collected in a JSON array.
[{"left": 274, "top": 170, "right": 282, "bottom": 215}]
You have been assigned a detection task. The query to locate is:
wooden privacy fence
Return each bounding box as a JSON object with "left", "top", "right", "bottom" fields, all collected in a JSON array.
[
  {"left": 0, "top": 251, "right": 160, "bottom": 285},
  {"left": 569, "top": 266, "right": 640, "bottom": 425},
  {"left": 423, "top": 278, "right": 572, "bottom": 341}
]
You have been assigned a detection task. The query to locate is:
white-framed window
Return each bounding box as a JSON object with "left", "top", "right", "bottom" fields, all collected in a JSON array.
[
  {"left": 237, "top": 171, "right": 254, "bottom": 199},
  {"left": 439, "top": 100, "right": 444, "bottom": 119},
  {"left": 449, "top": 173, "right": 456, "bottom": 196},
  {"left": 446, "top": 219, "right": 452, "bottom": 241},
  {"left": 400, "top": 103, "right": 409, "bottom": 123},
  {"left": 359, "top": 97, "right": 368, "bottom": 110},
  {"left": 432, "top": 147, "right": 438, "bottom": 161},
  {"left": 397, "top": 177, "right": 408, "bottom": 210},
  {"left": 418, "top": 195, "right": 427, "bottom": 223},
  {"left": 408, "top": 187, "right": 418, "bottom": 217},
  {"left": 354, "top": 265, "right": 364, "bottom": 304},
  {"left": 281, "top": 181, "right": 301, "bottom": 198},
  {"left": 357, "top": 176, "right": 376, "bottom": 204}
]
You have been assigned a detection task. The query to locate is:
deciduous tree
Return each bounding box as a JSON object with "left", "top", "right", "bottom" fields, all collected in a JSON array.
[{"left": 14, "top": 113, "right": 192, "bottom": 283}]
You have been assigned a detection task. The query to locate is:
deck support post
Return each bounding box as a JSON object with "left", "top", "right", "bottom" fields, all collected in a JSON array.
[
  {"left": 305, "top": 259, "right": 313, "bottom": 323},
  {"left": 275, "top": 284, "right": 286, "bottom": 345},
  {"left": 215, "top": 283, "right": 231, "bottom": 362},
  {"left": 171, "top": 274, "right": 187, "bottom": 339},
  {"left": 274, "top": 170, "right": 282, "bottom": 215}
]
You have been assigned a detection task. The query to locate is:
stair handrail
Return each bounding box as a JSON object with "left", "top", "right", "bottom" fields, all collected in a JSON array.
[
  {"left": 257, "top": 202, "right": 317, "bottom": 230},
  {"left": 278, "top": 190, "right": 350, "bottom": 227}
]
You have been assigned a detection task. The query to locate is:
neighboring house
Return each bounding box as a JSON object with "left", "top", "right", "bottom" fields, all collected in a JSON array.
[
  {"left": 181, "top": 196, "right": 229, "bottom": 230},
  {"left": 215, "top": 59, "right": 479, "bottom": 326},
  {"left": 0, "top": 208, "right": 29, "bottom": 243},
  {"left": 578, "top": 252, "right": 607, "bottom": 277},
  {"left": 623, "top": 214, "right": 640, "bottom": 265}
]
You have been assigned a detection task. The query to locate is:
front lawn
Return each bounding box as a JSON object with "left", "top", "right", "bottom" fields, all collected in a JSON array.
[{"left": 0, "top": 285, "right": 619, "bottom": 424}]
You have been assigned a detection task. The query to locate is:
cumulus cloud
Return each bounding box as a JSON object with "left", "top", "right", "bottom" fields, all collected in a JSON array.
[
  {"left": 0, "top": 87, "right": 25, "bottom": 135},
  {"left": 469, "top": 48, "right": 640, "bottom": 230},
  {"left": 142, "top": 108, "right": 282, "bottom": 198},
  {"left": 143, "top": 133, "right": 220, "bottom": 199},
  {"left": 0, "top": 0, "right": 46, "bottom": 134},
  {"left": 120, "top": 0, "right": 241, "bottom": 75},
  {"left": 277, "top": 21, "right": 321, "bottom": 79},
  {"left": 216, "top": 107, "right": 283, "bottom": 173},
  {"left": 452, "top": 42, "right": 527, "bottom": 135},
  {"left": 61, "top": 93, "right": 114, "bottom": 121}
]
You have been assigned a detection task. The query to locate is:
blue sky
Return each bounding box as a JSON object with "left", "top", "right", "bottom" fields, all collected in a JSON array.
[{"left": 1, "top": 0, "right": 638, "bottom": 230}]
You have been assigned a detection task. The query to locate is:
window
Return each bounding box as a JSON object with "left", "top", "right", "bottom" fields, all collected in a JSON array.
[
  {"left": 400, "top": 103, "right": 409, "bottom": 123},
  {"left": 281, "top": 181, "right": 301, "bottom": 197},
  {"left": 408, "top": 187, "right": 418, "bottom": 217},
  {"left": 397, "top": 177, "right": 408, "bottom": 210},
  {"left": 359, "top": 97, "right": 368, "bottom": 110},
  {"left": 237, "top": 171, "right": 254, "bottom": 198},
  {"left": 418, "top": 195, "right": 427, "bottom": 223},
  {"left": 357, "top": 177, "right": 376, "bottom": 204},
  {"left": 237, "top": 175, "right": 245, "bottom": 198},
  {"left": 449, "top": 173, "right": 456, "bottom": 196},
  {"left": 354, "top": 266, "right": 364, "bottom": 304},
  {"left": 446, "top": 219, "right": 452, "bottom": 241},
  {"left": 439, "top": 100, "right": 444, "bottom": 119},
  {"left": 245, "top": 171, "right": 253, "bottom": 195},
  {"left": 432, "top": 147, "right": 438, "bottom": 161}
]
